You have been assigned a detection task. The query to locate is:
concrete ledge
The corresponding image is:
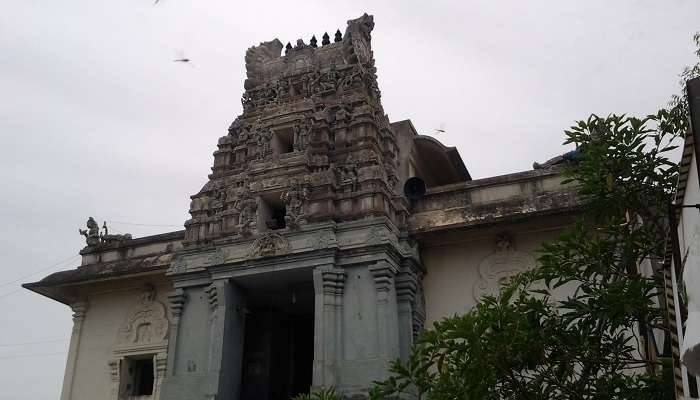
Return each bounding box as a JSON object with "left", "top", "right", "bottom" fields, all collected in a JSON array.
[{"left": 408, "top": 169, "right": 580, "bottom": 235}]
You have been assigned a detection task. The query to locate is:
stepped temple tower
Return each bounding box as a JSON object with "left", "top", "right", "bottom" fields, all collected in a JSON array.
[{"left": 25, "top": 13, "right": 579, "bottom": 400}]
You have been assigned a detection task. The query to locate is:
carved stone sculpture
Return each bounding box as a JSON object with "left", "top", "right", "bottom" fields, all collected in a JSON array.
[
  {"left": 256, "top": 127, "right": 273, "bottom": 160},
  {"left": 275, "top": 79, "right": 289, "bottom": 100},
  {"left": 343, "top": 13, "right": 374, "bottom": 65},
  {"left": 293, "top": 120, "right": 311, "bottom": 151},
  {"left": 100, "top": 221, "right": 132, "bottom": 245},
  {"left": 79, "top": 217, "right": 101, "bottom": 246},
  {"left": 209, "top": 190, "right": 227, "bottom": 215},
  {"left": 281, "top": 177, "right": 310, "bottom": 228},
  {"left": 334, "top": 104, "right": 353, "bottom": 125},
  {"left": 249, "top": 232, "right": 289, "bottom": 258},
  {"left": 336, "top": 157, "right": 359, "bottom": 190},
  {"left": 79, "top": 217, "right": 131, "bottom": 247},
  {"left": 234, "top": 186, "right": 257, "bottom": 237},
  {"left": 318, "top": 65, "right": 339, "bottom": 93}
]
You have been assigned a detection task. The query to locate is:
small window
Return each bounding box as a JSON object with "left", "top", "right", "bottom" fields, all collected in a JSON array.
[
  {"left": 120, "top": 356, "right": 154, "bottom": 398},
  {"left": 269, "top": 205, "right": 286, "bottom": 230},
  {"left": 272, "top": 128, "right": 294, "bottom": 154},
  {"left": 258, "top": 194, "right": 286, "bottom": 231}
]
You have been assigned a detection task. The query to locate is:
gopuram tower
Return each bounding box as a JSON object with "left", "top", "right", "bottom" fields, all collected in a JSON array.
[
  {"left": 24, "top": 12, "right": 582, "bottom": 400},
  {"left": 161, "top": 14, "right": 425, "bottom": 399}
]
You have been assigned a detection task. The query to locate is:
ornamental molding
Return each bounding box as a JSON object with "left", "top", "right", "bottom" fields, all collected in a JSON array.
[
  {"left": 473, "top": 233, "right": 536, "bottom": 302},
  {"left": 168, "top": 256, "right": 187, "bottom": 274}
]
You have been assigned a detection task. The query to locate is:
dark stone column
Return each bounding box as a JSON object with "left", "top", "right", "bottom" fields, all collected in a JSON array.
[
  {"left": 312, "top": 265, "right": 346, "bottom": 389},
  {"left": 161, "top": 281, "right": 246, "bottom": 400}
]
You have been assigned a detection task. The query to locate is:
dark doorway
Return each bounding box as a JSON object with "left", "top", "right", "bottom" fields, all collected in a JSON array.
[
  {"left": 240, "top": 280, "right": 314, "bottom": 400},
  {"left": 119, "top": 356, "right": 154, "bottom": 397}
]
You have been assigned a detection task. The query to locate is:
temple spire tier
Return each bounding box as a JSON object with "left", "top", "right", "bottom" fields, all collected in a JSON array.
[{"left": 184, "top": 13, "right": 406, "bottom": 247}]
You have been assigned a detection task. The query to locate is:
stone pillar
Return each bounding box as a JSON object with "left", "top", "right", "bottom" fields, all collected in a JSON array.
[
  {"left": 161, "top": 282, "right": 246, "bottom": 400},
  {"left": 395, "top": 268, "right": 418, "bottom": 362},
  {"left": 368, "top": 261, "right": 400, "bottom": 365},
  {"left": 206, "top": 280, "right": 247, "bottom": 400},
  {"left": 60, "top": 301, "right": 87, "bottom": 400},
  {"left": 312, "top": 265, "right": 346, "bottom": 389},
  {"left": 165, "top": 288, "right": 187, "bottom": 379}
]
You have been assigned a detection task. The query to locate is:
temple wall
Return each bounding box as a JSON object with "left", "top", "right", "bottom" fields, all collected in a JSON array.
[
  {"left": 421, "top": 223, "right": 565, "bottom": 327},
  {"left": 64, "top": 278, "right": 172, "bottom": 400}
]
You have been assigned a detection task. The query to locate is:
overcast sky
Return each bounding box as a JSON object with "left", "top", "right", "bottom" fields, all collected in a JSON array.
[{"left": 1, "top": 1, "right": 698, "bottom": 398}]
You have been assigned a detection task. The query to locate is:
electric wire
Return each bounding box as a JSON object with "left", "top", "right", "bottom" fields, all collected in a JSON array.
[
  {"left": 0, "top": 287, "right": 25, "bottom": 299},
  {"left": 107, "top": 220, "right": 182, "bottom": 228},
  {"left": 0, "top": 352, "right": 67, "bottom": 360},
  {"left": 0, "top": 339, "right": 69, "bottom": 347},
  {"left": 0, "top": 219, "right": 178, "bottom": 301},
  {"left": 0, "top": 254, "right": 80, "bottom": 289},
  {"left": 0, "top": 254, "right": 81, "bottom": 300}
]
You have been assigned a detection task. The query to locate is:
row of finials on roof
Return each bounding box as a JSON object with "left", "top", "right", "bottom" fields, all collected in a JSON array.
[{"left": 285, "top": 30, "right": 344, "bottom": 55}]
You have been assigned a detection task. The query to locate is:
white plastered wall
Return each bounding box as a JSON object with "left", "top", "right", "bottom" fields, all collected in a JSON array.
[
  {"left": 422, "top": 224, "right": 564, "bottom": 327},
  {"left": 679, "top": 150, "right": 700, "bottom": 397},
  {"left": 63, "top": 279, "right": 172, "bottom": 400}
]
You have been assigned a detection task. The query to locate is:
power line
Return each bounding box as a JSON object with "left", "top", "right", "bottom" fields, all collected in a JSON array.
[
  {"left": 0, "top": 287, "right": 25, "bottom": 300},
  {"left": 0, "top": 352, "right": 66, "bottom": 360},
  {"left": 0, "top": 254, "right": 80, "bottom": 289},
  {"left": 0, "top": 339, "right": 69, "bottom": 347},
  {"left": 107, "top": 220, "right": 182, "bottom": 228}
]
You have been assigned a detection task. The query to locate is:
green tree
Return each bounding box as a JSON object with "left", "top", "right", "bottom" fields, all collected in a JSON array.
[
  {"left": 370, "top": 32, "right": 700, "bottom": 400},
  {"left": 291, "top": 387, "right": 343, "bottom": 400}
]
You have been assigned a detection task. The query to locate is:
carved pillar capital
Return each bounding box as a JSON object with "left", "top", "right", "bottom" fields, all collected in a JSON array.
[
  {"left": 155, "top": 355, "right": 168, "bottom": 378},
  {"left": 395, "top": 262, "right": 425, "bottom": 360},
  {"left": 205, "top": 283, "right": 219, "bottom": 312},
  {"left": 319, "top": 267, "right": 346, "bottom": 297},
  {"left": 395, "top": 271, "right": 418, "bottom": 304},
  {"left": 168, "top": 288, "right": 187, "bottom": 321},
  {"left": 107, "top": 359, "right": 120, "bottom": 399},
  {"left": 70, "top": 301, "right": 88, "bottom": 324},
  {"left": 369, "top": 262, "right": 398, "bottom": 301}
]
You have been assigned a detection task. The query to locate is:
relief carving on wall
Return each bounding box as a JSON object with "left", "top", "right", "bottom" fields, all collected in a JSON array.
[
  {"left": 234, "top": 184, "right": 257, "bottom": 237},
  {"left": 248, "top": 232, "right": 290, "bottom": 258},
  {"left": 115, "top": 285, "right": 169, "bottom": 347},
  {"left": 473, "top": 233, "right": 536, "bottom": 302},
  {"left": 313, "top": 230, "right": 337, "bottom": 250}
]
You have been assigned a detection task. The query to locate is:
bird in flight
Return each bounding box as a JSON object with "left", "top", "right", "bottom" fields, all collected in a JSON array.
[
  {"left": 434, "top": 122, "right": 446, "bottom": 134},
  {"left": 173, "top": 49, "right": 193, "bottom": 65}
]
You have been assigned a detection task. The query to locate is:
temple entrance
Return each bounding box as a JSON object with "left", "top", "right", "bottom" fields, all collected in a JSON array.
[{"left": 237, "top": 270, "right": 315, "bottom": 400}]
